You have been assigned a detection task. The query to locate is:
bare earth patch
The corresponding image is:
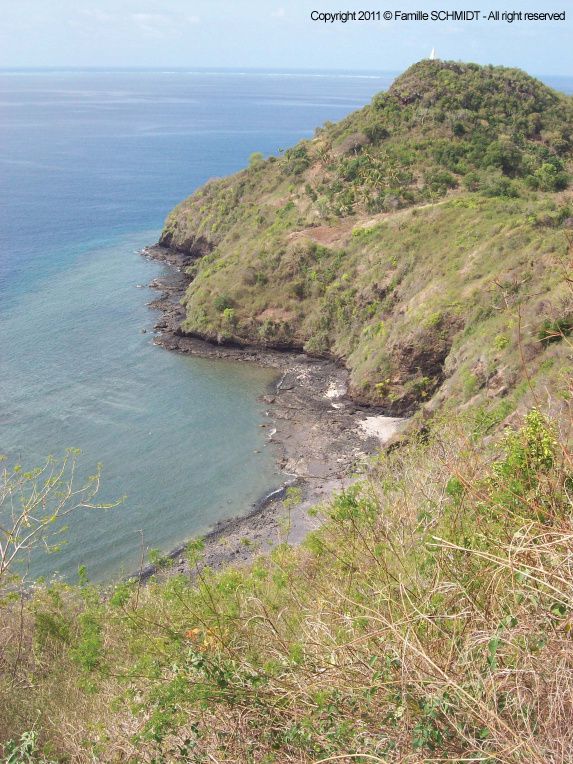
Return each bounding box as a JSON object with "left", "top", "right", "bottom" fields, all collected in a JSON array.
[
  {"left": 358, "top": 414, "right": 409, "bottom": 443},
  {"left": 256, "top": 307, "right": 296, "bottom": 322},
  {"left": 289, "top": 223, "right": 353, "bottom": 246}
]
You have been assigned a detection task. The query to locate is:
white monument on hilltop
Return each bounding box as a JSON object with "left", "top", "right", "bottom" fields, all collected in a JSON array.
[{"left": 429, "top": 48, "right": 436, "bottom": 60}]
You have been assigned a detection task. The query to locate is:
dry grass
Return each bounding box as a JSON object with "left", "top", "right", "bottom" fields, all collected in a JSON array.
[{"left": 2, "top": 400, "right": 572, "bottom": 763}]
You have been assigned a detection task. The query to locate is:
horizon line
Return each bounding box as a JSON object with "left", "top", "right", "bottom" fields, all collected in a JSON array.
[{"left": 0, "top": 64, "right": 571, "bottom": 79}]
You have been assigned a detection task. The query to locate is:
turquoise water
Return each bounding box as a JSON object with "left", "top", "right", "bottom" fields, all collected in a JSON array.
[
  {"left": 0, "top": 230, "right": 280, "bottom": 580},
  {"left": 0, "top": 69, "right": 397, "bottom": 581},
  {"left": 2, "top": 69, "right": 571, "bottom": 582}
]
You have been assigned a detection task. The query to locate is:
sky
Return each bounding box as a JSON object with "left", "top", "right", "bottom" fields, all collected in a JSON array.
[{"left": 0, "top": 0, "right": 571, "bottom": 75}]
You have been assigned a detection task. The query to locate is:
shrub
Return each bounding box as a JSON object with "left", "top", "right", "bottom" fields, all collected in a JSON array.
[
  {"left": 424, "top": 169, "right": 458, "bottom": 195},
  {"left": 532, "top": 162, "right": 569, "bottom": 192},
  {"left": 248, "top": 151, "right": 264, "bottom": 168},
  {"left": 3, "top": 407, "right": 573, "bottom": 762},
  {"left": 213, "top": 294, "right": 233, "bottom": 312},
  {"left": 538, "top": 315, "right": 573, "bottom": 345},
  {"left": 282, "top": 144, "right": 310, "bottom": 175},
  {"left": 2, "top": 731, "right": 57, "bottom": 764},
  {"left": 482, "top": 140, "right": 522, "bottom": 176},
  {"left": 222, "top": 307, "right": 237, "bottom": 327},
  {"left": 363, "top": 124, "right": 390, "bottom": 143},
  {"left": 494, "top": 333, "right": 509, "bottom": 350},
  {"left": 482, "top": 176, "right": 519, "bottom": 198}
]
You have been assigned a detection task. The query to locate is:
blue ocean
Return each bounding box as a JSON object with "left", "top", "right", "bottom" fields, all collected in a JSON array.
[
  {"left": 0, "top": 69, "right": 571, "bottom": 582},
  {"left": 0, "top": 68, "right": 398, "bottom": 581}
]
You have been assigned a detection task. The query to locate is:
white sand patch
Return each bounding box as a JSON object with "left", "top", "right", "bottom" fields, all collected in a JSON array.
[
  {"left": 358, "top": 415, "right": 407, "bottom": 444},
  {"left": 325, "top": 381, "right": 347, "bottom": 400}
]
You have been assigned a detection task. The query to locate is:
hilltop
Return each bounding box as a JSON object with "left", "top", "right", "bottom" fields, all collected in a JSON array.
[{"left": 160, "top": 60, "right": 573, "bottom": 416}]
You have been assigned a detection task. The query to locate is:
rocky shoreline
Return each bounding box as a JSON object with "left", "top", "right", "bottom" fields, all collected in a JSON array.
[{"left": 136, "top": 245, "right": 408, "bottom": 580}]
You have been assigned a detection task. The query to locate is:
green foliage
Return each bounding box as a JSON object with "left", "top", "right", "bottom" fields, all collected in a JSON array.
[
  {"left": 494, "top": 333, "right": 509, "bottom": 350},
  {"left": 161, "top": 60, "right": 571, "bottom": 414},
  {"left": 529, "top": 161, "right": 569, "bottom": 191},
  {"left": 33, "top": 588, "right": 72, "bottom": 647},
  {"left": 501, "top": 408, "right": 557, "bottom": 474},
  {"left": 2, "top": 731, "right": 57, "bottom": 764},
  {"left": 482, "top": 175, "right": 520, "bottom": 198},
  {"left": 363, "top": 123, "right": 390, "bottom": 143},
  {"left": 282, "top": 144, "right": 311, "bottom": 175},
  {"left": 424, "top": 169, "right": 458, "bottom": 195},
  {"left": 282, "top": 486, "right": 302, "bottom": 510},
  {"left": 109, "top": 581, "right": 133, "bottom": 608},
  {"left": 483, "top": 140, "right": 523, "bottom": 176},
  {"left": 0, "top": 451, "right": 118, "bottom": 583},
  {"left": 472, "top": 399, "right": 514, "bottom": 436},
  {"left": 148, "top": 548, "right": 171, "bottom": 568},
  {"left": 538, "top": 315, "right": 573, "bottom": 345},
  {"left": 4, "top": 409, "right": 573, "bottom": 762},
  {"left": 213, "top": 293, "right": 234, "bottom": 312},
  {"left": 71, "top": 607, "right": 103, "bottom": 673},
  {"left": 248, "top": 151, "right": 264, "bottom": 168}
]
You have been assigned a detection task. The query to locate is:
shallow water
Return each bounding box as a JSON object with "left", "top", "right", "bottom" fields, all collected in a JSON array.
[{"left": 0, "top": 231, "right": 283, "bottom": 580}]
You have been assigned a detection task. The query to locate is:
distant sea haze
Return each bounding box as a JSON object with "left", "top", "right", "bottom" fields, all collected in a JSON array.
[{"left": 0, "top": 69, "right": 571, "bottom": 582}]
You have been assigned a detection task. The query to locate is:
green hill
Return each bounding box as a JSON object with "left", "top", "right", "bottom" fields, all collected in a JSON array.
[{"left": 161, "top": 60, "right": 573, "bottom": 414}]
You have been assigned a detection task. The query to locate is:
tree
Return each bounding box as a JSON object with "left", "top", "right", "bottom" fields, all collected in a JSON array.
[
  {"left": 482, "top": 140, "right": 522, "bottom": 176},
  {"left": 534, "top": 162, "right": 568, "bottom": 192},
  {"left": 0, "top": 450, "right": 118, "bottom": 584}
]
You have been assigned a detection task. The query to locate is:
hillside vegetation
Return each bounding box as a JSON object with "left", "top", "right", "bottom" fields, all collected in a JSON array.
[
  {"left": 2, "top": 404, "right": 572, "bottom": 762},
  {"left": 161, "top": 60, "right": 573, "bottom": 413},
  {"left": 1, "top": 61, "right": 573, "bottom": 763}
]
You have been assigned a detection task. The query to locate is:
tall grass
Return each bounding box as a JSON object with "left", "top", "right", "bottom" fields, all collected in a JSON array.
[{"left": 1, "top": 399, "right": 572, "bottom": 762}]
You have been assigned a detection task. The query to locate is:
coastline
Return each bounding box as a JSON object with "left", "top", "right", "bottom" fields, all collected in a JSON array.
[{"left": 137, "top": 245, "right": 408, "bottom": 580}]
